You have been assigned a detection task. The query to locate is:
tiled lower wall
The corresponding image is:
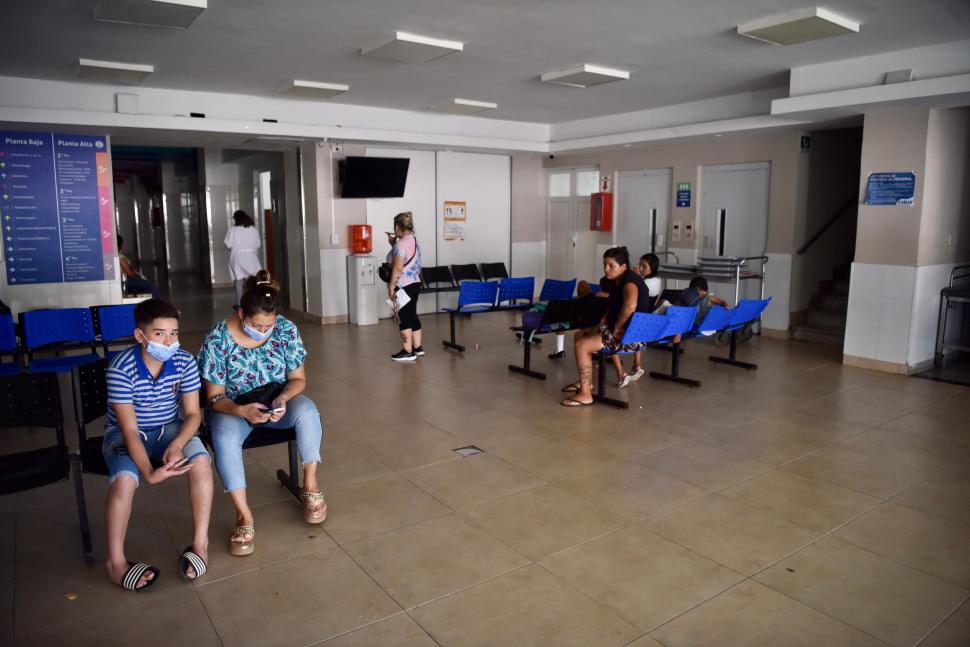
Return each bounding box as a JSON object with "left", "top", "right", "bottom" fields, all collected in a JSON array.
[{"left": 844, "top": 262, "right": 961, "bottom": 372}]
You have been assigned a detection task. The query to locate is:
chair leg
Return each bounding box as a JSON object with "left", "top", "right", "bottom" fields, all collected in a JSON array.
[
  {"left": 709, "top": 330, "right": 758, "bottom": 370},
  {"left": 592, "top": 353, "right": 628, "bottom": 409},
  {"left": 442, "top": 312, "right": 466, "bottom": 352},
  {"left": 275, "top": 441, "right": 301, "bottom": 501},
  {"left": 70, "top": 453, "right": 94, "bottom": 563},
  {"left": 508, "top": 334, "right": 546, "bottom": 380},
  {"left": 650, "top": 341, "right": 701, "bottom": 387}
]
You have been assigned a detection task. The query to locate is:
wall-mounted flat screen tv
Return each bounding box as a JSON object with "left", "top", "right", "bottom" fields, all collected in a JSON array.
[{"left": 339, "top": 156, "right": 410, "bottom": 198}]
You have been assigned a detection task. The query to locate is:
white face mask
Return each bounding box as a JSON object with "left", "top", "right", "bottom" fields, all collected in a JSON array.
[
  {"left": 145, "top": 339, "right": 179, "bottom": 362},
  {"left": 243, "top": 321, "right": 274, "bottom": 342}
]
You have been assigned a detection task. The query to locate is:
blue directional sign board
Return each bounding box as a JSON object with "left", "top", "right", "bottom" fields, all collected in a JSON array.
[
  {"left": 864, "top": 171, "right": 916, "bottom": 206},
  {"left": 1, "top": 130, "right": 113, "bottom": 285}
]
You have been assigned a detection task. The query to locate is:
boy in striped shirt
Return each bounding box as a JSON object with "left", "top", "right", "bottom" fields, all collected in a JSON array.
[{"left": 102, "top": 298, "right": 213, "bottom": 591}]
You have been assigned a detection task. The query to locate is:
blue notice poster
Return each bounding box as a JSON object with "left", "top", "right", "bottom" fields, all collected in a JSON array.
[
  {"left": 0, "top": 130, "right": 109, "bottom": 284},
  {"left": 676, "top": 181, "right": 692, "bottom": 208},
  {"left": 865, "top": 171, "right": 916, "bottom": 206}
]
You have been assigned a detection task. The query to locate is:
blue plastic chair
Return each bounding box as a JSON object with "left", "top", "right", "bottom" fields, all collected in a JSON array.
[
  {"left": 93, "top": 304, "right": 136, "bottom": 359},
  {"left": 21, "top": 308, "right": 99, "bottom": 373},
  {"left": 0, "top": 314, "right": 21, "bottom": 375},
  {"left": 441, "top": 281, "right": 501, "bottom": 352},
  {"left": 592, "top": 312, "right": 671, "bottom": 408},
  {"left": 649, "top": 306, "right": 701, "bottom": 387},
  {"left": 693, "top": 305, "right": 733, "bottom": 337},
  {"left": 539, "top": 278, "right": 577, "bottom": 302},
  {"left": 495, "top": 277, "right": 535, "bottom": 311},
  {"left": 710, "top": 298, "right": 772, "bottom": 370}
]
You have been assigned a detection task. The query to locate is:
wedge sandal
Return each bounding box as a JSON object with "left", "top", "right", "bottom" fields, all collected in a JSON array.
[
  {"left": 228, "top": 525, "right": 255, "bottom": 557},
  {"left": 301, "top": 490, "right": 327, "bottom": 524}
]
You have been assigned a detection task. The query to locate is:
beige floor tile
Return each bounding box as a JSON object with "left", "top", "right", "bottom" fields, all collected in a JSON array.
[
  {"left": 645, "top": 494, "right": 821, "bottom": 575},
  {"left": 917, "top": 392, "right": 970, "bottom": 423},
  {"left": 400, "top": 453, "right": 546, "bottom": 510},
  {"left": 755, "top": 537, "right": 968, "bottom": 647},
  {"left": 409, "top": 565, "right": 641, "bottom": 647},
  {"left": 795, "top": 394, "right": 921, "bottom": 427},
  {"left": 460, "top": 484, "right": 628, "bottom": 560},
  {"left": 841, "top": 383, "right": 955, "bottom": 409},
  {"left": 784, "top": 443, "right": 942, "bottom": 499},
  {"left": 697, "top": 423, "right": 824, "bottom": 466},
  {"left": 875, "top": 411, "right": 970, "bottom": 450},
  {"left": 557, "top": 458, "right": 708, "bottom": 522},
  {"left": 636, "top": 441, "right": 773, "bottom": 491},
  {"left": 490, "top": 436, "right": 627, "bottom": 483},
  {"left": 920, "top": 598, "right": 970, "bottom": 647},
  {"left": 20, "top": 595, "right": 220, "bottom": 647},
  {"left": 834, "top": 503, "right": 970, "bottom": 588},
  {"left": 322, "top": 473, "right": 452, "bottom": 545},
  {"left": 839, "top": 427, "right": 970, "bottom": 471},
  {"left": 307, "top": 444, "right": 395, "bottom": 491},
  {"left": 345, "top": 514, "right": 530, "bottom": 609},
  {"left": 719, "top": 470, "right": 882, "bottom": 533},
  {"left": 892, "top": 468, "right": 970, "bottom": 529},
  {"left": 540, "top": 525, "right": 744, "bottom": 631},
  {"left": 562, "top": 425, "right": 687, "bottom": 462},
  {"left": 351, "top": 425, "right": 465, "bottom": 471},
  {"left": 319, "top": 613, "right": 436, "bottom": 647},
  {"left": 198, "top": 548, "right": 401, "bottom": 646},
  {"left": 13, "top": 525, "right": 184, "bottom": 636},
  {"left": 649, "top": 579, "right": 885, "bottom": 647},
  {"left": 622, "top": 636, "right": 665, "bottom": 647}
]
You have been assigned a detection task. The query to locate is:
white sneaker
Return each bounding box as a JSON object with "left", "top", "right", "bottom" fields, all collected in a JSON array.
[
  {"left": 618, "top": 374, "right": 634, "bottom": 388},
  {"left": 630, "top": 368, "right": 645, "bottom": 381}
]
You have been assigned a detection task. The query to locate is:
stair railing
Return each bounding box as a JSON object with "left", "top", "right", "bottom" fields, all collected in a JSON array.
[{"left": 796, "top": 196, "right": 858, "bottom": 256}]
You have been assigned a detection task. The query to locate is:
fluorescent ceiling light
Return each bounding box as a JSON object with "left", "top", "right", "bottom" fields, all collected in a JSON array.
[
  {"left": 247, "top": 136, "right": 307, "bottom": 143},
  {"left": 540, "top": 64, "right": 630, "bottom": 88},
  {"left": 283, "top": 80, "right": 349, "bottom": 99},
  {"left": 76, "top": 58, "right": 154, "bottom": 84},
  {"left": 361, "top": 31, "right": 464, "bottom": 63},
  {"left": 93, "top": 0, "right": 206, "bottom": 29},
  {"left": 737, "top": 7, "right": 859, "bottom": 46},
  {"left": 430, "top": 98, "right": 498, "bottom": 114}
]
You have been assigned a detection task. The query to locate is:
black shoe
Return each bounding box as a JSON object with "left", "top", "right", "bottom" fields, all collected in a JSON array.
[
  {"left": 390, "top": 349, "right": 416, "bottom": 362},
  {"left": 413, "top": 346, "right": 425, "bottom": 356},
  {"left": 548, "top": 350, "right": 566, "bottom": 360}
]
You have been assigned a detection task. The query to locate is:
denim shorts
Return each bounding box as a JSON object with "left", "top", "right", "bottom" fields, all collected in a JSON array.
[{"left": 102, "top": 419, "right": 210, "bottom": 487}]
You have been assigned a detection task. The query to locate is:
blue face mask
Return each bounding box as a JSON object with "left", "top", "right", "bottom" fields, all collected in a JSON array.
[
  {"left": 243, "top": 322, "right": 274, "bottom": 342},
  {"left": 145, "top": 340, "right": 179, "bottom": 362}
]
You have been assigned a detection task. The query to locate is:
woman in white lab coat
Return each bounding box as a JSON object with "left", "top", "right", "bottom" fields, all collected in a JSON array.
[{"left": 225, "top": 210, "right": 262, "bottom": 305}]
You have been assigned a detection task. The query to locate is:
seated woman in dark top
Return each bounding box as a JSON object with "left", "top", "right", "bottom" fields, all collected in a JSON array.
[{"left": 561, "top": 246, "right": 653, "bottom": 406}]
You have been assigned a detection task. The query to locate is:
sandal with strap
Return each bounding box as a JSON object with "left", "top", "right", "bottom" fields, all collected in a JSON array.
[
  {"left": 121, "top": 561, "right": 159, "bottom": 592},
  {"left": 179, "top": 546, "right": 208, "bottom": 581},
  {"left": 229, "top": 525, "right": 255, "bottom": 557},
  {"left": 301, "top": 490, "right": 327, "bottom": 524}
]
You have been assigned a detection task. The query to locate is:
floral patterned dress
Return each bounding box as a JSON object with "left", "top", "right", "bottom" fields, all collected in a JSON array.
[{"left": 197, "top": 316, "right": 307, "bottom": 399}]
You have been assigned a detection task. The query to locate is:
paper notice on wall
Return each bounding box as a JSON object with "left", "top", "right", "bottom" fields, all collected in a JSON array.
[{"left": 443, "top": 200, "right": 466, "bottom": 240}]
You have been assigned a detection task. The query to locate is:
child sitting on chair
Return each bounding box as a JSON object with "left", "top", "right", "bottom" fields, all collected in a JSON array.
[
  {"left": 614, "top": 253, "right": 662, "bottom": 387},
  {"left": 102, "top": 298, "right": 212, "bottom": 591}
]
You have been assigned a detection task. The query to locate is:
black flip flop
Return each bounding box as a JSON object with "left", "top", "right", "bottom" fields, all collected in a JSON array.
[
  {"left": 560, "top": 397, "right": 593, "bottom": 407},
  {"left": 179, "top": 546, "right": 207, "bottom": 581},
  {"left": 121, "top": 561, "right": 159, "bottom": 592},
  {"left": 561, "top": 384, "right": 581, "bottom": 394}
]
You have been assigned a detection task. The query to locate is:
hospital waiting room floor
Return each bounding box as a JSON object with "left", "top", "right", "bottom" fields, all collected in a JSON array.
[{"left": 2, "top": 305, "right": 969, "bottom": 647}]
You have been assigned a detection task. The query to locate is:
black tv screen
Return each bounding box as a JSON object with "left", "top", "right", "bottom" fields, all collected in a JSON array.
[{"left": 339, "top": 156, "right": 410, "bottom": 198}]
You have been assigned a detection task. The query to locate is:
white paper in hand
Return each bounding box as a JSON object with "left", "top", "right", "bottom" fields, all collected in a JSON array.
[{"left": 387, "top": 289, "right": 411, "bottom": 310}]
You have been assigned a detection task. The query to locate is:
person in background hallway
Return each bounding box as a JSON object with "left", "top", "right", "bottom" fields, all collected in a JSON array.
[
  {"left": 224, "top": 210, "right": 262, "bottom": 306},
  {"left": 117, "top": 235, "right": 161, "bottom": 299},
  {"left": 387, "top": 211, "right": 423, "bottom": 361}
]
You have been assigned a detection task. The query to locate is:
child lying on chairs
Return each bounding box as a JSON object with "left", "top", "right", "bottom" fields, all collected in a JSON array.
[{"left": 655, "top": 276, "right": 731, "bottom": 342}]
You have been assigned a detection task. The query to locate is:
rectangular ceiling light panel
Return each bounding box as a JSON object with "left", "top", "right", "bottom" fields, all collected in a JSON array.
[
  {"left": 94, "top": 0, "right": 206, "bottom": 29},
  {"left": 737, "top": 7, "right": 859, "bottom": 45},
  {"left": 540, "top": 64, "right": 630, "bottom": 88},
  {"left": 284, "top": 80, "right": 350, "bottom": 99},
  {"left": 431, "top": 98, "right": 498, "bottom": 114},
  {"left": 361, "top": 31, "right": 464, "bottom": 63},
  {"left": 76, "top": 58, "right": 154, "bottom": 84}
]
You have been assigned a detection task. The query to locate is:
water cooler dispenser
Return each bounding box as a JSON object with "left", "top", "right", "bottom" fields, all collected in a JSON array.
[{"left": 347, "top": 255, "right": 379, "bottom": 325}]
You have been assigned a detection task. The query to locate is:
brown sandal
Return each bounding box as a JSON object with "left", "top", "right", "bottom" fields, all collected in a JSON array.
[
  {"left": 301, "top": 490, "right": 327, "bottom": 524},
  {"left": 229, "top": 525, "right": 255, "bottom": 557}
]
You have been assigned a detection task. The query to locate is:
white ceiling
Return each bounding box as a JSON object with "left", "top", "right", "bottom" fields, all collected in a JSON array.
[{"left": 2, "top": 0, "right": 968, "bottom": 123}]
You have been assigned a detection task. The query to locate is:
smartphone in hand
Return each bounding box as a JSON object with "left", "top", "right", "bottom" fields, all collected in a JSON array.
[{"left": 263, "top": 407, "right": 284, "bottom": 414}]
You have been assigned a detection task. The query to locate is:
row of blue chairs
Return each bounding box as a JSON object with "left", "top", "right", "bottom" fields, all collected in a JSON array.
[
  {"left": 0, "top": 304, "right": 136, "bottom": 374},
  {"left": 593, "top": 298, "right": 772, "bottom": 408}
]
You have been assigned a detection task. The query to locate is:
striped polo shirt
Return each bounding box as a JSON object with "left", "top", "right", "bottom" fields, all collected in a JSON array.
[{"left": 105, "top": 345, "right": 202, "bottom": 429}]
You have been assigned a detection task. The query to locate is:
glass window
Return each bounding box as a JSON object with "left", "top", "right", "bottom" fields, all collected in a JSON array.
[
  {"left": 575, "top": 170, "right": 600, "bottom": 197},
  {"left": 548, "top": 172, "right": 570, "bottom": 197}
]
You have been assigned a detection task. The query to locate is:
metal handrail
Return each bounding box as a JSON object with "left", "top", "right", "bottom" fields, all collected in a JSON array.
[
  {"left": 796, "top": 197, "right": 857, "bottom": 256},
  {"left": 947, "top": 263, "right": 970, "bottom": 288}
]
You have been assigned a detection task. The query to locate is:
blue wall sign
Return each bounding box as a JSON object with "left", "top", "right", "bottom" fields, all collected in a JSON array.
[
  {"left": 1, "top": 130, "right": 112, "bottom": 284},
  {"left": 676, "top": 181, "right": 692, "bottom": 208},
  {"left": 864, "top": 171, "right": 916, "bottom": 206}
]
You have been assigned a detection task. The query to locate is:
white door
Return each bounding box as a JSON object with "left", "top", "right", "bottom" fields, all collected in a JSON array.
[
  {"left": 546, "top": 199, "right": 576, "bottom": 281},
  {"left": 617, "top": 169, "right": 672, "bottom": 258},
  {"left": 700, "top": 163, "right": 770, "bottom": 259}
]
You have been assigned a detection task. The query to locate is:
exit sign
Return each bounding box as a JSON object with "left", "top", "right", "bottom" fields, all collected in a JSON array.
[{"left": 676, "top": 182, "right": 692, "bottom": 208}]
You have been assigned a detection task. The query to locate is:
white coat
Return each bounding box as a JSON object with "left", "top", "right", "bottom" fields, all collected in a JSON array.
[{"left": 224, "top": 225, "right": 262, "bottom": 281}]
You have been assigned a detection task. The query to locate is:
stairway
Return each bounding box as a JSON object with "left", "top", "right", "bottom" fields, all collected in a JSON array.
[{"left": 792, "top": 264, "right": 850, "bottom": 346}]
